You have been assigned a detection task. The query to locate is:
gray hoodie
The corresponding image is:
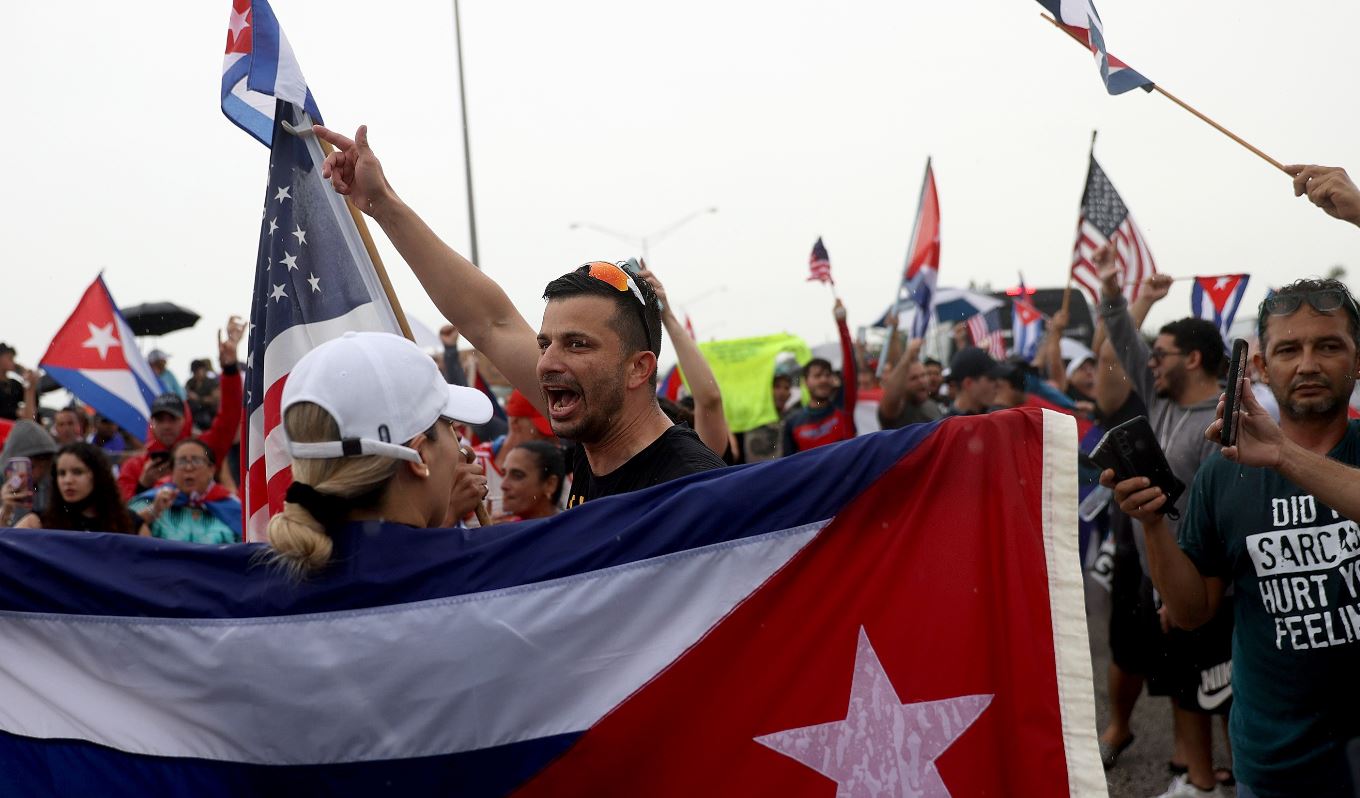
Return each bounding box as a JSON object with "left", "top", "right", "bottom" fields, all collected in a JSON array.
[
  {"left": 1, "top": 420, "right": 57, "bottom": 524},
  {"left": 1101, "top": 294, "right": 1220, "bottom": 570}
]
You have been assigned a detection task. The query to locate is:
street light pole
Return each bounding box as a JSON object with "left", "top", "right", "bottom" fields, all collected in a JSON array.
[
  {"left": 452, "top": 0, "right": 480, "bottom": 267},
  {"left": 570, "top": 206, "right": 718, "bottom": 263}
]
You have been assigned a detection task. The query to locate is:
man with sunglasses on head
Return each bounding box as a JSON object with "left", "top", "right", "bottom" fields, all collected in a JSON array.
[
  {"left": 1108, "top": 279, "right": 1360, "bottom": 798},
  {"left": 312, "top": 125, "right": 725, "bottom": 508},
  {"left": 1096, "top": 244, "right": 1232, "bottom": 797}
]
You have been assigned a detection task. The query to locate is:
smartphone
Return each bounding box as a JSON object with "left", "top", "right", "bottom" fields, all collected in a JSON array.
[
  {"left": 4, "top": 457, "right": 32, "bottom": 494},
  {"left": 1090, "top": 416, "right": 1186, "bottom": 519},
  {"left": 150, "top": 450, "right": 172, "bottom": 466},
  {"left": 1221, "top": 338, "right": 1249, "bottom": 447}
]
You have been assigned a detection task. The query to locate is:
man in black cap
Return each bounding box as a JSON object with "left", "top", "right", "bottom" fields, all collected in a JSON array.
[{"left": 942, "top": 347, "right": 1006, "bottom": 417}]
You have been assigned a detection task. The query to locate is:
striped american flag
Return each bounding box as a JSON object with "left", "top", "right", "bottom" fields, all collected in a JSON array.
[
  {"left": 807, "top": 237, "right": 833, "bottom": 284},
  {"left": 1068, "top": 156, "right": 1156, "bottom": 310},
  {"left": 240, "top": 104, "right": 404, "bottom": 540},
  {"left": 966, "top": 310, "right": 1006, "bottom": 359}
]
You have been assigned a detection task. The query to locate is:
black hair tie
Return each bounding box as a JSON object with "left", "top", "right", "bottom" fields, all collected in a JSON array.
[{"left": 285, "top": 482, "right": 350, "bottom": 529}]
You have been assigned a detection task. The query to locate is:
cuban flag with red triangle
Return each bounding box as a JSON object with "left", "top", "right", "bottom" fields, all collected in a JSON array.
[
  {"left": 1190, "top": 273, "right": 1250, "bottom": 343},
  {"left": 38, "top": 276, "right": 161, "bottom": 444},
  {"left": 0, "top": 409, "right": 1102, "bottom": 797}
]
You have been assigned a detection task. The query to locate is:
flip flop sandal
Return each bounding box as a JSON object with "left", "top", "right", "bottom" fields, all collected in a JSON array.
[
  {"left": 1215, "top": 767, "right": 1236, "bottom": 787},
  {"left": 1099, "top": 734, "right": 1135, "bottom": 770}
]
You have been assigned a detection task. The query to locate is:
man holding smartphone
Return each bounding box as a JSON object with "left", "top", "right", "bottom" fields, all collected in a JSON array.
[
  {"left": 1096, "top": 246, "right": 1231, "bottom": 795},
  {"left": 1108, "top": 278, "right": 1360, "bottom": 798}
]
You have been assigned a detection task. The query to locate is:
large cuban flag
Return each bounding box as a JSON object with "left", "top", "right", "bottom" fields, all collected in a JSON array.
[
  {"left": 221, "top": 0, "right": 323, "bottom": 147},
  {"left": 0, "top": 409, "right": 1103, "bottom": 797},
  {"left": 1190, "top": 273, "right": 1250, "bottom": 343},
  {"left": 38, "top": 276, "right": 162, "bottom": 444}
]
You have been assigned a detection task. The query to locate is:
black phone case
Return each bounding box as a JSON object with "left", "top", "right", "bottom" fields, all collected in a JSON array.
[
  {"left": 1220, "top": 338, "right": 1249, "bottom": 447},
  {"left": 1090, "top": 415, "right": 1185, "bottom": 519}
]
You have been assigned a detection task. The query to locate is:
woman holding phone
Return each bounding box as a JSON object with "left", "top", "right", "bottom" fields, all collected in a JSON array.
[{"left": 15, "top": 442, "right": 147, "bottom": 534}]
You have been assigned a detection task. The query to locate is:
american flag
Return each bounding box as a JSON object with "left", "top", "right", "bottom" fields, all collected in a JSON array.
[
  {"left": 240, "top": 103, "right": 404, "bottom": 539},
  {"left": 1068, "top": 156, "right": 1157, "bottom": 311},
  {"left": 966, "top": 310, "right": 1007, "bottom": 359},
  {"left": 807, "top": 237, "right": 833, "bottom": 284}
]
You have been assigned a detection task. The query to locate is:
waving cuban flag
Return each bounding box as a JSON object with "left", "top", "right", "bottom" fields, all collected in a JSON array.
[
  {"left": 38, "top": 276, "right": 162, "bottom": 444},
  {"left": 1037, "top": 0, "right": 1153, "bottom": 95},
  {"left": 221, "top": 0, "right": 323, "bottom": 147},
  {"left": 1191, "top": 273, "right": 1251, "bottom": 343},
  {"left": 0, "top": 410, "right": 1104, "bottom": 796}
]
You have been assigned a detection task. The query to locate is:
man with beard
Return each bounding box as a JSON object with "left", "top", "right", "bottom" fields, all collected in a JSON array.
[
  {"left": 1108, "top": 278, "right": 1360, "bottom": 798},
  {"left": 313, "top": 124, "right": 724, "bottom": 507},
  {"left": 1097, "top": 245, "right": 1230, "bottom": 797}
]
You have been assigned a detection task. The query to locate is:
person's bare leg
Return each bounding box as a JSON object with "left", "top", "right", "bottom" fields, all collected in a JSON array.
[
  {"left": 1100, "top": 662, "right": 1142, "bottom": 747},
  {"left": 1178, "top": 706, "right": 1216, "bottom": 791}
]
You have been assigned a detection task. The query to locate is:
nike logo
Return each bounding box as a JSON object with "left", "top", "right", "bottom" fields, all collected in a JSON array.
[{"left": 1196, "top": 683, "right": 1232, "bottom": 710}]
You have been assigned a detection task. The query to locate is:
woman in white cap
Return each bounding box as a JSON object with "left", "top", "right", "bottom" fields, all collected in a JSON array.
[{"left": 267, "top": 331, "right": 493, "bottom": 577}]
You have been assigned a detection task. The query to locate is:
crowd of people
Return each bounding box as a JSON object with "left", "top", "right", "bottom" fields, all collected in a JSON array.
[{"left": 4, "top": 122, "right": 1360, "bottom": 796}]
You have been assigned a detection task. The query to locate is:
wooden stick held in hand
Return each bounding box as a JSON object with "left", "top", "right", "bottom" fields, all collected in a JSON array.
[{"left": 1039, "top": 13, "right": 1288, "bottom": 174}]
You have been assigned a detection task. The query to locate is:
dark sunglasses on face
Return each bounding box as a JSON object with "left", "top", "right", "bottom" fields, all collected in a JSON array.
[{"left": 1147, "top": 348, "right": 1182, "bottom": 364}]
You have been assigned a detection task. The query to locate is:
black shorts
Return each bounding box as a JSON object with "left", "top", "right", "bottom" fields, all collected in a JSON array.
[
  {"left": 1108, "top": 515, "right": 1163, "bottom": 674},
  {"left": 1152, "top": 597, "right": 1234, "bottom": 715}
]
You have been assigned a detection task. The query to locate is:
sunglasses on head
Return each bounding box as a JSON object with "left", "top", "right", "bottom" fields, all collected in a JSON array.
[
  {"left": 1263, "top": 289, "right": 1358, "bottom": 317},
  {"left": 581, "top": 261, "right": 659, "bottom": 353}
]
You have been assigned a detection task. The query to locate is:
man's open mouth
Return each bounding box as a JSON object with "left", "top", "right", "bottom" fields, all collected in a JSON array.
[{"left": 543, "top": 386, "right": 582, "bottom": 419}]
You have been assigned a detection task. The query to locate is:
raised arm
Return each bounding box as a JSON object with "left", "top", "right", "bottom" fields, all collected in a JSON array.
[
  {"left": 1038, "top": 307, "right": 1068, "bottom": 390},
  {"left": 638, "top": 265, "right": 729, "bottom": 456},
  {"left": 1287, "top": 164, "right": 1360, "bottom": 228},
  {"left": 834, "top": 301, "right": 858, "bottom": 419},
  {"left": 1095, "top": 244, "right": 1156, "bottom": 402},
  {"left": 313, "top": 124, "right": 547, "bottom": 417},
  {"left": 1103, "top": 471, "right": 1226, "bottom": 629},
  {"left": 878, "top": 338, "right": 922, "bottom": 424}
]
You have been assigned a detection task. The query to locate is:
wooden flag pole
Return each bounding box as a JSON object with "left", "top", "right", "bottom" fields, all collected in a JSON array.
[
  {"left": 1039, "top": 13, "right": 1288, "bottom": 175},
  {"left": 315, "top": 136, "right": 416, "bottom": 342}
]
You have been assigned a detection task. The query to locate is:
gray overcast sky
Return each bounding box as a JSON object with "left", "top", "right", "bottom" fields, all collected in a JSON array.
[{"left": 5, "top": 0, "right": 1359, "bottom": 376}]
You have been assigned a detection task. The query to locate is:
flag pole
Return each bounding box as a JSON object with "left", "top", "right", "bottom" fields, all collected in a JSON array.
[
  {"left": 316, "top": 137, "right": 416, "bottom": 343},
  {"left": 1039, "top": 13, "right": 1288, "bottom": 175},
  {"left": 1061, "top": 129, "right": 1099, "bottom": 315},
  {"left": 876, "top": 156, "right": 933, "bottom": 377}
]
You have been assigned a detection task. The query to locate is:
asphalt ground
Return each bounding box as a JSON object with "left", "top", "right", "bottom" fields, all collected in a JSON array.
[{"left": 1086, "top": 577, "right": 1236, "bottom": 798}]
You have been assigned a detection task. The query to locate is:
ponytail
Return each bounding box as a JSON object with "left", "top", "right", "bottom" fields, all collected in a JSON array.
[{"left": 266, "top": 402, "right": 399, "bottom": 578}]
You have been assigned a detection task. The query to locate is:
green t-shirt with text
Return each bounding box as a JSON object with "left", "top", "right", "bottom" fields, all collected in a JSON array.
[{"left": 1178, "top": 421, "right": 1360, "bottom": 798}]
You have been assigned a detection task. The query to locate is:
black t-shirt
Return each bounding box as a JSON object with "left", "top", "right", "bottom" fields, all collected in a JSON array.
[
  {"left": 566, "top": 425, "right": 726, "bottom": 508},
  {"left": 0, "top": 377, "right": 23, "bottom": 420}
]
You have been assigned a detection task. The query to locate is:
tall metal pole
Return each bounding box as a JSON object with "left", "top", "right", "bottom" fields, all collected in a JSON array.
[{"left": 452, "top": 0, "right": 480, "bottom": 266}]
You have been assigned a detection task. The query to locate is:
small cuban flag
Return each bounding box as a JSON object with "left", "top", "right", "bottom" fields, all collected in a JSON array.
[
  {"left": 1190, "top": 274, "right": 1250, "bottom": 343},
  {"left": 1012, "top": 297, "right": 1045, "bottom": 360},
  {"left": 38, "top": 276, "right": 162, "bottom": 444},
  {"left": 221, "top": 0, "right": 324, "bottom": 147}
]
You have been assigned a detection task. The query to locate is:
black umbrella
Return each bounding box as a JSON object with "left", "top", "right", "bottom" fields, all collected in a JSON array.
[{"left": 120, "top": 302, "right": 200, "bottom": 337}]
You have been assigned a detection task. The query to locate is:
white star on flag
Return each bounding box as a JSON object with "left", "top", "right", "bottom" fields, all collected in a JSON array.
[
  {"left": 755, "top": 628, "right": 992, "bottom": 797},
  {"left": 280, "top": 252, "right": 298, "bottom": 271},
  {"left": 292, "top": 224, "right": 307, "bottom": 246},
  {"left": 81, "top": 322, "right": 119, "bottom": 360},
  {"left": 228, "top": 6, "right": 249, "bottom": 39},
  {"left": 307, "top": 273, "right": 322, "bottom": 293},
  {"left": 268, "top": 217, "right": 278, "bottom": 235},
  {"left": 274, "top": 185, "right": 291, "bottom": 203},
  {"left": 270, "top": 284, "right": 288, "bottom": 303}
]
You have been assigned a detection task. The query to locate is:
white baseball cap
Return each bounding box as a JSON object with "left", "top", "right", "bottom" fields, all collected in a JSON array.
[{"left": 281, "top": 331, "right": 493, "bottom": 463}]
